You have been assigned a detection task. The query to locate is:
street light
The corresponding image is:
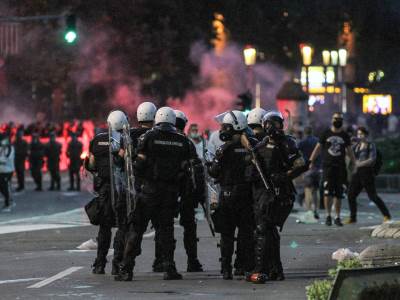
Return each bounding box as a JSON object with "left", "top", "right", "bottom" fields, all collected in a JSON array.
[
  {"left": 300, "top": 44, "right": 313, "bottom": 66},
  {"left": 338, "top": 48, "right": 348, "bottom": 112},
  {"left": 330, "top": 50, "right": 338, "bottom": 66},
  {"left": 243, "top": 46, "right": 256, "bottom": 66},
  {"left": 338, "top": 48, "right": 347, "bottom": 67},
  {"left": 322, "top": 50, "right": 330, "bottom": 66},
  {"left": 243, "top": 45, "right": 260, "bottom": 109},
  {"left": 300, "top": 44, "right": 313, "bottom": 93}
]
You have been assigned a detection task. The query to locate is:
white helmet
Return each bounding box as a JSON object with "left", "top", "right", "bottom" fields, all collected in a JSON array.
[
  {"left": 174, "top": 110, "right": 188, "bottom": 124},
  {"left": 247, "top": 108, "right": 267, "bottom": 125},
  {"left": 222, "top": 110, "right": 247, "bottom": 131},
  {"left": 155, "top": 107, "right": 176, "bottom": 125},
  {"left": 107, "top": 110, "right": 129, "bottom": 131},
  {"left": 137, "top": 101, "right": 157, "bottom": 122}
]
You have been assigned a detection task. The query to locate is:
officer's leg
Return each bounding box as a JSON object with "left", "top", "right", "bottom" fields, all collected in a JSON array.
[
  {"left": 76, "top": 170, "right": 81, "bottom": 191},
  {"left": 180, "top": 199, "right": 203, "bottom": 272},
  {"left": 112, "top": 191, "right": 127, "bottom": 275},
  {"left": 152, "top": 222, "right": 163, "bottom": 272},
  {"left": 115, "top": 200, "right": 148, "bottom": 281},
  {"left": 16, "top": 163, "right": 24, "bottom": 190},
  {"left": 219, "top": 201, "right": 235, "bottom": 280},
  {"left": 93, "top": 224, "right": 112, "bottom": 274},
  {"left": 55, "top": 168, "right": 61, "bottom": 190},
  {"left": 267, "top": 225, "right": 284, "bottom": 280},
  {"left": 159, "top": 192, "right": 182, "bottom": 280},
  {"left": 69, "top": 168, "right": 74, "bottom": 190},
  {"left": 49, "top": 168, "right": 55, "bottom": 190},
  {"left": 236, "top": 204, "right": 254, "bottom": 274}
]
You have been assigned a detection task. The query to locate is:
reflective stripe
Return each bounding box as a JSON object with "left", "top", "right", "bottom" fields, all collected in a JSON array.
[
  {"left": 154, "top": 140, "right": 183, "bottom": 147},
  {"left": 98, "top": 141, "right": 109, "bottom": 146}
]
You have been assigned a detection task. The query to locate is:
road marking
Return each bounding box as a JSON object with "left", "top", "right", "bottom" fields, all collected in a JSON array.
[
  {"left": 0, "top": 224, "right": 79, "bottom": 235},
  {"left": 0, "top": 278, "right": 45, "bottom": 285},
  {"left": 27, "top": 267, "right": 83, "bottom": 289}
]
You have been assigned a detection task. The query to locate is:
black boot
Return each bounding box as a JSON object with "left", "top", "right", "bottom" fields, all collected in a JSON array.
[
  {"left": 92, "top": 259, "right": 106, "bottom": 275},
  {"left": 234, "top": 268, "right": 245, "bottom": 276},
  {"left": 269, "top": 271, "right": 285, "bottom": 281},
  {"left": 221, "top": 256, "right": 233, "bottom": 280},
  {"left": 152, "top": 258, "right": 164, "bottom": 272},
  {"left": 114, "top": 264, "right": 133, "bottom": 281},
  {"left": 111, "top": 259, "right": 120, "bottom": 276},
  {"left": 163, "top": 263, "right": 182, "bottom": 280},
  {"left": 187, "top": 258, "right": 203, "bottom": 272}
]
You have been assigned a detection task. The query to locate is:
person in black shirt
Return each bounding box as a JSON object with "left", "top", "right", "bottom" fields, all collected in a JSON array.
[
  {"left": 67, "top": 133, "right": 83, "bottom": 191},
  {"left": 45, "top": 133, "right": 62, "bottom": 191},
  {"left": 29, "top": 133, "right": 45, "bottom": 191},
  {"left": 345, "top": 127, "right": 391, "bottom": 224},
  {"left": 14, "top": 130, "right": 28, "bottom": 191},
  {"left": 309, "top": 112, "right": 355, "bottom": 226}
]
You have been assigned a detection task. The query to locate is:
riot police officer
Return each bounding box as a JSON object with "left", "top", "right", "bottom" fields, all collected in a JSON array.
[
  {"left": 85, "top": 110, "right": 129, "bottom": 275},
  {"left": 45, "top": 132, "right": 62, "bottom": 191},
  {"left": 14, "top": 129, "right": 28, "bottom": 191},
  {"left": 67, "top": 133, "right": 83, "bottom": 191},
  {"left": 116, "top": 107, "right": 192, "bottom": 281},
  {"left": 29, "top": 133, "right": 44, "bottom": 191},
  {"left": 247, "top": 108, "right": 267, "bottom": 141},
  {"left": 246, "top": 111, "right": 306, "bottom": 283},
  {"left": 152, "top": 110, "right": 204, "bottom": 273},
  {"left": 207, "top": 110, "right": 254, "bottom": 280}
]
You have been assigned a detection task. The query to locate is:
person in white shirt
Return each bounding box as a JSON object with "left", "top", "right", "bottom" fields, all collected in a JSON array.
[
  {"left": 0, "top": 134, "right": 15, "bottom": 212},
  {"left": 187, "top": 123, "right": 207, "bottom": 160}
]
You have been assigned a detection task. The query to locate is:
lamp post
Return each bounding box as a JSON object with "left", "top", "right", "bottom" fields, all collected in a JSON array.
[
  {"left": 300, "top": 44, "right": 313, "bottom": 93},
  {"left": 243, "top": 45, "right": 260, "bottom": 108},
  {"left": 338, "top": 48, "right": 348, "bottom": 113}
]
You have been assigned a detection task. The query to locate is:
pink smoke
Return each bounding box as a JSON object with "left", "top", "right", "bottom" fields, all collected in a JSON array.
[{"left": 168, "top": 42, "right": 289, "bottom": 132}]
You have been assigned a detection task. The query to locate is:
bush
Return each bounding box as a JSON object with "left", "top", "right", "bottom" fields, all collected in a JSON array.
[
  {"left": 375, "top": 137, "right": 400, "bottom": 174},
  {"left": 306, "top": 258, "right": 362, "bottom": 300},
  {"left": 306, "top": 279, "right": 333, "bottom": 300}
]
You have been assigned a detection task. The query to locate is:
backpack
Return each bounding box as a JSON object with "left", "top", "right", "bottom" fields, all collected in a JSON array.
[{"left": 362, "top": 142, "right": 382, "bottom": 176}]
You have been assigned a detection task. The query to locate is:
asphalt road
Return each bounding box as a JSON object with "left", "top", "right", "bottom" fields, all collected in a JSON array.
[{"left": 0, "top": 173, "right": 399, "bottom": 299}]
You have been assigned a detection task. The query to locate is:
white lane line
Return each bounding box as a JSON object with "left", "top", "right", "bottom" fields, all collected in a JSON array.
[
  {"left": 27, "top": 267, "right": 83, "bottom": 289},
  {"left": 0, "top": 224, "right": 80, "bottom": 235},
  {"left": 0, "top": 278, "right": 45, "bottom": 285}
]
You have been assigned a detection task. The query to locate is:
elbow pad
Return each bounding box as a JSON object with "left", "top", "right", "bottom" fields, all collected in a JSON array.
[
  {"left": 84, "top": 157, "right": 96, "bottom": 173},
  {"left": 133, "top": 156, "right": 147, "bottom": 176}
]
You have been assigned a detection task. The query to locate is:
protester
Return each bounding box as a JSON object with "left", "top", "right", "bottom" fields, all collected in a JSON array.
[
  {"left": 0, "top": 134, "right": 15, "bottom": 212},
  {"left": 309, "top": 112, "right": 356, "bottom": 226},
  {"left": 345, "top": 127, "right": 391, "bottom": 224}
]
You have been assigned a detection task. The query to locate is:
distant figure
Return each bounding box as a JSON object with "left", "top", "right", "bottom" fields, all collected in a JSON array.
[
  {"left": 29, "top": 133, "right": 45, "bottom": 191},
  {"left": 14, "top": 130, "right": 28, "bottom": 191},
  {"left": 67, "top": 133, "right": 83, "bottom": 191},
  {"left": 45, "top": 133, "right": 62, "bottom": 191},
  {"left": 0, "top": 135, "right": 15, "bottom": 212},
  {"left": 187, "top": 124, "right": 206, "bottom": 160},
  {"left": 298, "top": 126, "right": 320, "bottom": 219}
]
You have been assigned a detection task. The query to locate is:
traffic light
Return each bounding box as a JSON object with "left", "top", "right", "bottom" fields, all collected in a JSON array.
[
  {"left": 236, "top": 91, "right": 253, "bottom": 114},
  {"left": 64, "top": 14, "right": 77, "bottom": 44}
]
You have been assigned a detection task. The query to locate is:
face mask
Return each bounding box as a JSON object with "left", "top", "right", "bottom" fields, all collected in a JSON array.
[
  {"left": 219, "top": 130, "right": 233, "bottom": 142},
  {"left": 332, "top": 120, "right": 343, "bottom": 128},
  {"left": 190, "top": 132, "right": 200, "bottom": 139}
]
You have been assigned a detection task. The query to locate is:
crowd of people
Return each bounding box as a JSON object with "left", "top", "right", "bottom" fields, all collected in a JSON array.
[
  {"left": 0, "top": 103, "right": 391, "bottom": 283},
  {"left": 0, "top": 125, "right": 84, "bottom": 212}
]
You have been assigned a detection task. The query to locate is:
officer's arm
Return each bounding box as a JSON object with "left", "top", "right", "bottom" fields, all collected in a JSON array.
[
  {"left": 84, "top": 152, "right": 96, "bottom": 172},
  {"left": 133, "top": 134, "right": 148, "bottom": 176},
  {"left": 346, "top": 145, "right": 356, "bottom": 166},
  {"left": 286, "top": 138, "right": 308, "bottom": 179}
]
